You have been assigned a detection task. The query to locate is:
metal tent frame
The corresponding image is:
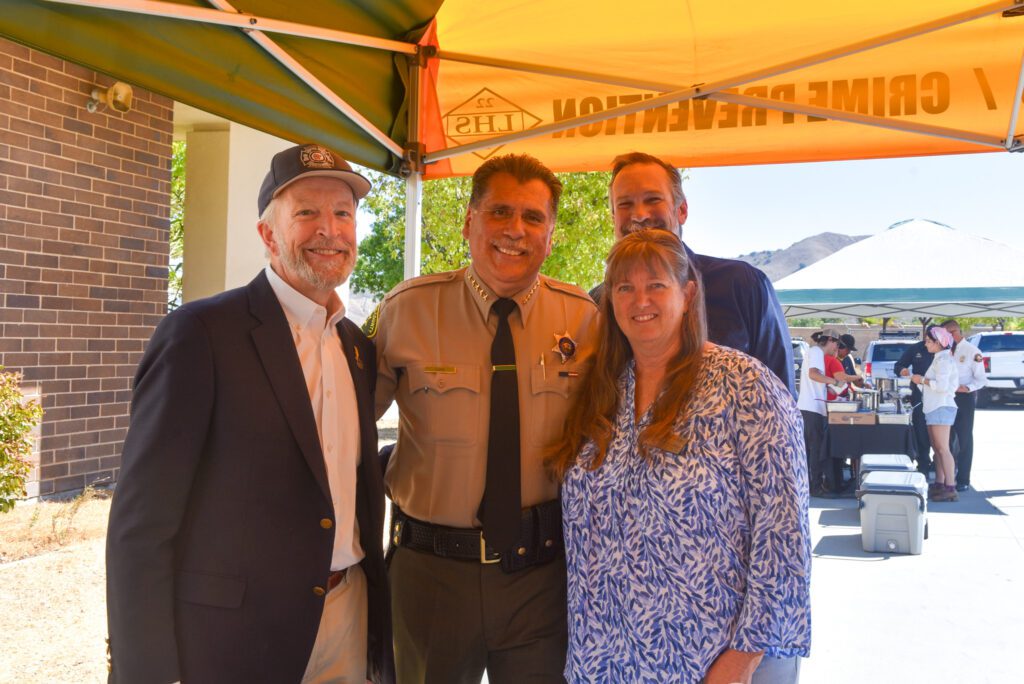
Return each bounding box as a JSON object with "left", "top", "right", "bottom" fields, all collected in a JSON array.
[{"left": 36, "top": 0, "right": 1024, "bottom": 279}]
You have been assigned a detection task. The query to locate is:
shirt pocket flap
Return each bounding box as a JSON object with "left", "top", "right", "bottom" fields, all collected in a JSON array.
[
  {"left": 407, "top": 363, "right": 481, "bottom": 396},
  {"left": 176, "top": 570, "right": 246, "bottom": 608},
  {"left": 530, "top": 363, "right": 581, "bottom": 399}
]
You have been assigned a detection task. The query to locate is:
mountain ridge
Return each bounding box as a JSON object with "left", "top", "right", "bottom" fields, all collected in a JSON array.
[{"left": 735, "top": 232, "right": 868, "bottom": 282}]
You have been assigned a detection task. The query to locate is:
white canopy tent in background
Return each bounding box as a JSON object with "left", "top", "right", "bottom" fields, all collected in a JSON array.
[{"left": 774, "top": 219, "right": 1024, "bottom": 319}]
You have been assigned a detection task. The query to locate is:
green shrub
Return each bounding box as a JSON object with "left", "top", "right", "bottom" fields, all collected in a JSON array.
[{"left": 0, "top": 368, "right": 43, "bottom": 513}]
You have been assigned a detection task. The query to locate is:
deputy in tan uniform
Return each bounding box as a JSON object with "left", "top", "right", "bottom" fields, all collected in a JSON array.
[{"left": 366, "top": 154, "right": 599, "bottom": 683}]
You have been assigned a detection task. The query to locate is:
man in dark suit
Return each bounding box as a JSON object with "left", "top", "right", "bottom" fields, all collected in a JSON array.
[
  {"left": 591, "top": 152, "right": 795, "bottom": 396},
  {"left": 106, "top": 144, "right": 392, "bottom": 684}
]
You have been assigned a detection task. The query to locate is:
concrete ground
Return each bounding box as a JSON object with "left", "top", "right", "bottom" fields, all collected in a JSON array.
[{"left": 801, "top": 404, "right": 1023, "bottom": 683}]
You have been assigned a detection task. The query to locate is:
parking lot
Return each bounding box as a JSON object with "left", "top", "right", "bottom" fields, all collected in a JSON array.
[{"left": 802, "top": 403, "right": 1023, "bottom": 682}]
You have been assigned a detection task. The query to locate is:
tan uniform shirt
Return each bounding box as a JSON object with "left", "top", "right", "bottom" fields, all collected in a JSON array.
[{"left": 368, "top": 264, "right": 600, "bottom": 529}]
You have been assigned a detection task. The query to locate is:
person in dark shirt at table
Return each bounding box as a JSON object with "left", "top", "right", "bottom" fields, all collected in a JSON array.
[{"left": 894, "top": 340, "right": 934, "bottom": 475}]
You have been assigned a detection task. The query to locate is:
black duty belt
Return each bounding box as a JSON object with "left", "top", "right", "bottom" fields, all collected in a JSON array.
[{"left": 390, "top": 500, "right": 563, "bottom": 574}]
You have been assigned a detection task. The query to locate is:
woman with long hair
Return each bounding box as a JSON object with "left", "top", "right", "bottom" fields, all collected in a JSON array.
[
  {"left": 913, "top": 325, "right": 959, "bottom": 502},
  {"left": 549, "top": 231, "right": 811, "bottom": 684}
]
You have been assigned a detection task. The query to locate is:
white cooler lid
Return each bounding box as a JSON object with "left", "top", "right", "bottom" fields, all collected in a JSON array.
[
  {"left": 860, "top": 453, "right": 914, "bottom": 470},
  {"left": 859, "top": 470, "right": 928, "bottom": 495}
]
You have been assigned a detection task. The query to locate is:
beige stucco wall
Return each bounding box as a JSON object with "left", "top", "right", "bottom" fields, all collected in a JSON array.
[{"left": 181, "top": 123, "right": 291, "bottom": 302}]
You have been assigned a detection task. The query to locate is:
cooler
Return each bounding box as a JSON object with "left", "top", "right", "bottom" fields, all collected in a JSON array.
[
  {"left": 859, "top": 453, "right": 916, "bottom": 484},
  {"left": 856, "top": 471, "right": 928, "bottom": 555}
]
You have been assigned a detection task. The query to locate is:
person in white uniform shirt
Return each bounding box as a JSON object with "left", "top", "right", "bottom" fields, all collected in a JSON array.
[
  {"left": 909, "top": 325, "right": 960, "bottom": 503},
  {"left": 797, "top": 329, "right": 840, "bottom": 497},
  {"left": 940, "top": 319, "right": 988, "bottom": 492}
]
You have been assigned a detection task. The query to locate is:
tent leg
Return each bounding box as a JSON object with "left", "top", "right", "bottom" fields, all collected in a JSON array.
[
  {"left": 1006, "top": 49, "right": 1024, "bottom": 151},
  {"left": 404, "top": 173, "right": 423, "bottom": 280}
]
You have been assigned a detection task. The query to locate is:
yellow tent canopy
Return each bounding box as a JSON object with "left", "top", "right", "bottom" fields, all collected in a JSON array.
[
  {"left": 3, "top": 0, "right": 1022, "bottom": 271},
  {"left": 3, "top": 0, "right": 1022, "bottom": 177}
]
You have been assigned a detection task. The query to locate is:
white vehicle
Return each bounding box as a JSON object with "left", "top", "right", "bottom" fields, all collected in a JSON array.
[
  {"left": 966, "top": 331, "right": 1024, "bottom": 407},
  {"left": 792, "top": 338, "right": 810, "bottom": 392},
  {"left": 863, "top": 338, "right": 918, "bottom": 382}
]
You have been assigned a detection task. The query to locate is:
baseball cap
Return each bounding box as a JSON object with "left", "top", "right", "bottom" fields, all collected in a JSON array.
[
  {"left": 258, "top": 143, "right": 371, "bottom": 216},
  {"left": 812, "top": 328, "right": 841, "bottom": 343},
  {"left": 839, "top": 334, "right": 857, "bottom": 351}
]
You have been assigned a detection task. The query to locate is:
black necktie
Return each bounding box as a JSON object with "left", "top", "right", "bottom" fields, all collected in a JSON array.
[{"left": 479, "top": 297, "right": 521, "bottom": 551}]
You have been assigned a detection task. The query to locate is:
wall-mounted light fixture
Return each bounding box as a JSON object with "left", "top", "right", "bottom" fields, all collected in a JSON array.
[{"left": 86, "top": 81, "right": 134, "bottom": 113}]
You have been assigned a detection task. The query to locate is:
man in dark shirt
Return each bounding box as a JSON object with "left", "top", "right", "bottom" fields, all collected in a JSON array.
[
  {"left": 894, "top": 340, "right": 934, "bottom": 474},
  {"left": 591, "top": 152, "right": 794, "bottom": 395}
]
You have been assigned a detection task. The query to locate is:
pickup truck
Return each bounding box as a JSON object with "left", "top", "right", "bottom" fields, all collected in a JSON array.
[{"left": 966, "top": 331, "right": 1024, "bottom": 407}]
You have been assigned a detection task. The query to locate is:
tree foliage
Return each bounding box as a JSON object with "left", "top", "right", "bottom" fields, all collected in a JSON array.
[
  {"left": 351, "top": 170, "right": 615, "bottom": 299},
  {"left": 168, "top": 140, "right": 186, "bottom": 310},
  {"left": 0, "top": 368, "right": 43, "bottom": 512}
]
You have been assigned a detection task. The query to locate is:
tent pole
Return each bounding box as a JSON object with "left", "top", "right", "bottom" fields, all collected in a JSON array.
[
  {"left": 403, "top": 51, "right": 426, "bottom": 280},
  {"left": 404, "top": 174, "right": 423, "bottom": 280},
  {"left": 204, "top": 0, "right": 405, "bottom": 157},
  {"left": 1005, "top": 50, "right": 1024, "bottom": 151},
  {"left": 44, "top": 0, "right": 417, "bottom": 54},
  {"left": 709, "top": 92, "right": 1006, "bottom": 150}
]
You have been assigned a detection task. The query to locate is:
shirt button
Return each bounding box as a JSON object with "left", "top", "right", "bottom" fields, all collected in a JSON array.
[
  {"left": 325, "top": 444, "right": 332, "bottom": 452},
  {"left": 313, "top": 586, "right": 326, "bottom": 597},
  {"left": 320, "top": 518, "right": 333, "bottom": 530},
  {"left": 326, "top": 390, "right": 332, "bottom": 398},
  {"left": 544, "top": 539, "right": 554, "bottom": 548},
  {"left": 517, "top": 546, "right": 527, "bottom": 556}
]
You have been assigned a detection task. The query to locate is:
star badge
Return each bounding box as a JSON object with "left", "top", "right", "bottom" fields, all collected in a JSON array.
[{"left": 552, "top": 331, "right": 577, "bottom": 364}]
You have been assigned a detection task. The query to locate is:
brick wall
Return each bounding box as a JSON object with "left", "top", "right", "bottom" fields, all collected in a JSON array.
[{"left": 0, "top": 38, "right": 172, "bottom": 497}]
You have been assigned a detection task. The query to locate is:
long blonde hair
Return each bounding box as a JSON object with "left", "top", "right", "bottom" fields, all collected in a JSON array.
[{"left": 547, "top": 230, "right": 707, "bottom": 479}]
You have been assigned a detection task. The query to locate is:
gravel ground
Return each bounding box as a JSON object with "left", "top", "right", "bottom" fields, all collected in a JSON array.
[
  {"left": 0, "top": 417, "right": 400, "bottom": 684},
  {"left": 0, "top": 538, "right": 107, "bottom": 683},
  {"left": 8, "top": 407, "right": 1018, "bottom": 683}
]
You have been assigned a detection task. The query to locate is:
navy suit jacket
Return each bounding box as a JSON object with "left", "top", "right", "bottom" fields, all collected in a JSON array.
[{"left": 106, "top": 271, "right": 392, "bottom": 684}]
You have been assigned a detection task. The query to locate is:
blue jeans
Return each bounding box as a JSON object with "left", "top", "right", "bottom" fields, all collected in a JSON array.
[{"left": 751, "top": 655, "right": 802, "bottom": 684}]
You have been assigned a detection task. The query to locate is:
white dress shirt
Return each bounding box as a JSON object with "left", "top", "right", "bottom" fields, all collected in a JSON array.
[
  {"left": 921, "top": 349, "right": 959, "bottom": 414},
  {"left": 796, "top": 346, "right": 827, "bottom": 416},
  {"left": 949, "top": 338, "right": 988, "bottom": 393},
  {"left": 265, "top": 265, "right": 363, "bottom": 571}
]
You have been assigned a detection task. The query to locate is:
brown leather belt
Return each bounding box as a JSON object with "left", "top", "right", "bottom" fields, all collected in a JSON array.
[
  {"left": 390, "top": 500, "right": 563, "bottom": 573},
  {"left": 326, "top": 567, "right": 349, "bottom": 592}
]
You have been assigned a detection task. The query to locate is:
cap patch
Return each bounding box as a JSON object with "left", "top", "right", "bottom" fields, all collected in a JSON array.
[{"left": 300, "top": 145, "right": 336, "bottom": 169}]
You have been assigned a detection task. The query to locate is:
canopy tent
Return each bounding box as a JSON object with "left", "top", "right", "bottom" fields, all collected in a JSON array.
[
  {"left": 774, "top": 219, "right": 1024, "bottom": 319},
  {"left": 3, "top": 1, "right": 1024, "bottom": 275}
]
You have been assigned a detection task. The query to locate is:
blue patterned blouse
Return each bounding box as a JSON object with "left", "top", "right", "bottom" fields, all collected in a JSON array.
[{"left": 562, "top": 345, "right": 811, "bottom": 683}]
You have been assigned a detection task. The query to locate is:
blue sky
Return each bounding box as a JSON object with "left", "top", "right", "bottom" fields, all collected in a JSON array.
[
  {"left": 681, "top": 152, "right": 1024, "bottom": 259},
  {"left": 358, "top": 151, "right": 1022, "bottom": 261}
]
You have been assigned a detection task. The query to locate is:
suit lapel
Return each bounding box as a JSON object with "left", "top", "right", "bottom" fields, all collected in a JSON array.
[{"left": 248, "top": 272, "right": 332, "bottom": 503}]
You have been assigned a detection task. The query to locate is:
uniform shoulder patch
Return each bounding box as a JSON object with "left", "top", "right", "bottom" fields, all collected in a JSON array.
[
  {"left": 974, "top": 353, "right": 984, "bottom": 363},
  {"left": 383, "top": 270, "right": 460, "bottom": 303},
  {"left": 361, "top": 303, "right": 381, "bottom": 339},
  {"left": 541, "top": 276, "right": 598, "bottom": 305}
]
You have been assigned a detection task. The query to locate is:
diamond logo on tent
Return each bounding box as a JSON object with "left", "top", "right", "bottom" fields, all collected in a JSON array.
[{"left": 443, "top": 88, "right": 542, "bottom": 159}]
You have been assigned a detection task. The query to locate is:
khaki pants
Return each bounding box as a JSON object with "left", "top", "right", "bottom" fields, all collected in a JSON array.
[
  {"left": 302, "top": 564, "right": 368, "bottom": 684},
  {"left": 390, "top": 546, "right": 567, "bottom": 684}
]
